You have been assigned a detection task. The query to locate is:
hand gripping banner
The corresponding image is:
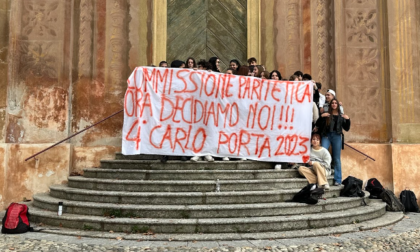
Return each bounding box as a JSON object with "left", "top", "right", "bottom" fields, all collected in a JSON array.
[{"left": 122, "top": 67, "right": 313, "bottom": 162}]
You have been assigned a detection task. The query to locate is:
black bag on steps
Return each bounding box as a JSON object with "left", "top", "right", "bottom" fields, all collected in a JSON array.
[
  {"left": 400, "top": 189, "right": 419, "bottom": 213},
  {"left": 381, "top": 189, "right": 405, "bottom": 212},
  {"left": 291, "top": 184, "right": 324, "bottom": 205},
  {"left": 340, "top": 176, "right": 365, "bottom": 198},
  {"left": 365, "top": 178, "right": 384, "bottom": 199}
]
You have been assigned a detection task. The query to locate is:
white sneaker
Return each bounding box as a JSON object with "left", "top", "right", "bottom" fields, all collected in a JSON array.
[
  {"left": 204, "top": 155, "right": 214, "bottom": 162},
  {"left": 274, "top": 164, "right": 282, "bottom": 170},
  {"left": 323, "top": 184, "right": 330, "bottom": 190},
  {"left": 240, "top": 158, "right": 247, "bottom": 161},
  {"left": 222, "top": 157, "right": 230, "bottom": 161},
  {"left": 190, "top": 156, "right": 200, "bottom": 162}
]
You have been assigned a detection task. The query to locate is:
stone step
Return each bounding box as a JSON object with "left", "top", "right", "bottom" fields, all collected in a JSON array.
[
  {"left": 115, "top": 153, "right": 190, "bottom": 160},
  {"left": 67, "top": 176, "right": 334, "bottom": 192},
  {"left": 33, "top": 193, "right": 370, "bottom": 219},
  {"left": 100, "top": 160, "right": 274, "bottom": 170},
  {"left": 28, "top": 201, "right": 386, "bottom": 234},
  {"left": 1, "top": 206, "right": 405, "bottom": 240},
  {"left": 50, "top": 185, "right": 343, "bottom": 205},
  {"left": 114, "top": 153, "right": 253, "bottom": 161},
  {"left": 34, "top": 210, "right": 403, "bottom": 241},
  {"left": 82, "top": 168, "right": 300, "bottom": 180}
]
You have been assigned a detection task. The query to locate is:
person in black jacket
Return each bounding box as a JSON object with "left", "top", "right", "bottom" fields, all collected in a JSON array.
[{"left": 314, "top": 98, "right": 350, "bottom": 186}]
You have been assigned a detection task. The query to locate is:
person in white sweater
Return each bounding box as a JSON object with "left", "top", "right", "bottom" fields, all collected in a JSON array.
[{"left": 298, "top": 133, "right": 332, "bottom": 190}]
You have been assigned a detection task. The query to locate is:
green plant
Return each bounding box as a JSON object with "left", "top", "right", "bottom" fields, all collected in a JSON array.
[
  {"left": 180, "top": 210, "right": 190, "bottom": 219},
  {"left": 103, "top": 209, "right": 138, "bottom": 218},
  {"left": 194, "top": 225, "right": 202, "bottom": 233},
  {"left": 83, "top": 224, "right": 94, "bottom": 231},
  {"left": 130, "top": 225, "right": 150, "bottom": 234}
]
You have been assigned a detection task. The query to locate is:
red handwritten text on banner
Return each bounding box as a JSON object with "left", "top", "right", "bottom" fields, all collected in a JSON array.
[{"left": 122, "top": 67, "right": 313, "bottom": 162}]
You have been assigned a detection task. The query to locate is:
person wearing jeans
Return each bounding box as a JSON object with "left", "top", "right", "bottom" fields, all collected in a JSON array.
[
  {"left": 314, "top": 98, "right": 350, "bottom": 185},
  {"left": 321, "top": 131, "right": 343, "bottom": 185}
]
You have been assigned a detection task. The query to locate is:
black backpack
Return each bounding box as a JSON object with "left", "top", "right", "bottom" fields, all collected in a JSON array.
[
  {"left": 380, "top": 189, "right": 405, "bottom": 212},
  {"left": 1, "top": 203, "right": 33, "bottom": 234},
  {"left": 291, "top": 184, "right": 324, "bottom": 205},
  {"left": 340, "top": 176, "right": 365, "bottom": 198},
  {"left": 400, "top": 190, "right": 419, "bottom": 213},
  {"left": 365, "top": 178, "right": 384, "bottom": 199}
]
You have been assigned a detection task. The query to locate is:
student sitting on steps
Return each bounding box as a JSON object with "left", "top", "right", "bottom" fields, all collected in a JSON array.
[{"left": 297, "top": 133, "right": 332, "bottom": 190}]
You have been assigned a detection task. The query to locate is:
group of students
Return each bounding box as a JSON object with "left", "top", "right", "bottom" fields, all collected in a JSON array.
[{"left": 157, "top": 56, "right": 351, "bottom": 188}]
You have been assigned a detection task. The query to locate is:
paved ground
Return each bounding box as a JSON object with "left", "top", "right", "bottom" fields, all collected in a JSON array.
[{"left": 0, "top": 212, "right": 419, "bottom": 251}]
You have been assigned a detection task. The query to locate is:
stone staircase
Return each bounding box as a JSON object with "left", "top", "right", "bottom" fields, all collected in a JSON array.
[{"left": 27, "top": 154, "right": 404, "bottom": 241}]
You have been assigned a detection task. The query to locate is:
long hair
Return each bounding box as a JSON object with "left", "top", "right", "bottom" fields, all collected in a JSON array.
[
  {"left": 209, "top": 57, "right": 220, "bottom": 72},
  {"left": 256, "top": 65, "right": 264, "bottom": 77},
  {"left": 185, "top": 57, "right": 197, "bottom": 68},
  {"left": 260, "top": 70, "right": 270, "bottom": 79},
  {"left": 289, "top": 75, "right": 298, "bottom": 81},
  {"left": 236, "top": 66, "right": 249, "bottom": 76},
  {"left": 248, "top": 65, "right": 256, "bottom": 76},
  {"left": 229, "top": 59, "right": 241, "bottom": 71},
  {"left": 269, "top": 70, "right": 282, "bottom": 80},
  {"left": 326, "top": 98, "right": 342, "bottom": 126}
]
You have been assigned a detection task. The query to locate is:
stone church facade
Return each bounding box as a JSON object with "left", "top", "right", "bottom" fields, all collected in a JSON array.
[{"left": 0, "top": 0, "right": 419, "bottom": 209}]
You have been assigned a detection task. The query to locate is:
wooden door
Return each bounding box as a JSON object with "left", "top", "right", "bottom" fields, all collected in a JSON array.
[{"left": 167, "top": 0, "right": 247, "bottom": 71}]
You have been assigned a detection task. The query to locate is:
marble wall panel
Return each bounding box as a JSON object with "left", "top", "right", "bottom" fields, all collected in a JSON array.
[
  {"left": 334, "top": 0, "right": 390, "bottom": 143},
  {"left": 6, "top": 0, "right": 72, "bottom": 143},
  {"left": 3, "top": 144, "right": 70, "bottom": 208},
  {"left": 391, "top": 144, "right": 420, "bottom": 205},
  {"left": 71, "top": 146, "right": 121, "bottom": 174},
  {"left": 341, "top": 143, "right": 393, "bottom": 190}
]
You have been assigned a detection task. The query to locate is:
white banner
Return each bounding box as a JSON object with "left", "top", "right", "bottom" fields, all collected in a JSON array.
[{"left": 122, "top": 67, "right": 313, "bottom": 162}]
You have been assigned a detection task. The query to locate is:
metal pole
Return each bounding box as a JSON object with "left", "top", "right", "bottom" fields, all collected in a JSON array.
[
  {"left": 344, "top": 143, "right": 375, "bottom": 161},
  {"left": 25, "top": 109, "right": 124, "bottom": 161}
]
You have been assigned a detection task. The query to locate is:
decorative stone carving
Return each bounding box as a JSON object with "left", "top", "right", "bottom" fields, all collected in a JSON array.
[
  {"left": 21, "top": 0, "right": 62, "bottom": 40},
  {"left": 347, "top": 48, "right": 379, "bottom": 82},
  {"left": 346, "top": 0, "right": 376, "bottom": 7},
  {"left": 18, "top": 41, "right": 59, "bottom": 79},
  {"left": 346, "top": 86, "right": 381, "bottom": 124},
  {"left": 78, "top": 0, "right": 93, "bottom": 78},
  {"left": 346, "top": 9, "right": 377, "bottom": 44}
]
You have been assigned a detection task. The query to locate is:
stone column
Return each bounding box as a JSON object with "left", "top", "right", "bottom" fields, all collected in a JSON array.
[
  {"left": 310, "top": 0, "right": 335, "bottom": 90},
  {"left": 260, "top": 0, "right": 302, "bottom": 78},
  {"left": 388, "top": 0, "right": 420, "bottom": 143},
  {"left": 387, "top": 0, "right": 420, "bottom": 203}
]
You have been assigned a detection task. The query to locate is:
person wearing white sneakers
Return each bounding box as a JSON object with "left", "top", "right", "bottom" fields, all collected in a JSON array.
[
  {"left": 297, "top": 133, "right": 331, "bottom": 190},
  {"left": 191, "top": 155, "right": 214, "bottom": 162}
]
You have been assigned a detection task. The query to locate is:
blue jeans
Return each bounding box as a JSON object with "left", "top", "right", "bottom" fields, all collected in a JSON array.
[{"left": 321, "top": 132, "right": 342, "bottom": 184}]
